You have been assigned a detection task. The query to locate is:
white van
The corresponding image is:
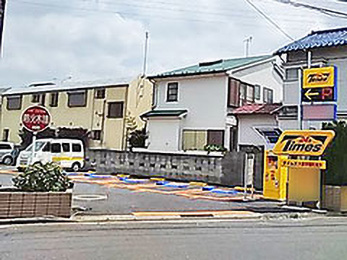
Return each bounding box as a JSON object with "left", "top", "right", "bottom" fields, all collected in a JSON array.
[{"left": 16, "top": 138, "right": 85, "bottom": 171}]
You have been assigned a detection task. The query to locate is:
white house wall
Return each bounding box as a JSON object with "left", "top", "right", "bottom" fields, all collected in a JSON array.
[
  {"left": 238, "top": 115, "right": 278, "bottom": 148},
  {"left": 156, "top": 75, "right": 228, "bottom": 129}
]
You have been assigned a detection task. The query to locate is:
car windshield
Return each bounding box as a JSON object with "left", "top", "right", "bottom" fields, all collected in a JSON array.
[{"left": 25, "top": 141, "right": 47, "bottom": 152}]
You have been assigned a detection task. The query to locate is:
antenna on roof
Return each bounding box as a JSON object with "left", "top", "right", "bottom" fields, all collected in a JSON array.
[
  {"left": 244, "top": 36, "right": 253, "bottom": 58},
  {"left": 142, "top": 31, "right": 149, "bottom": 77}
]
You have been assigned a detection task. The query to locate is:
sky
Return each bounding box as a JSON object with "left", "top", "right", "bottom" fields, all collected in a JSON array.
[{"left": 0, "top": 0, "right": 346, "bottom": 87}]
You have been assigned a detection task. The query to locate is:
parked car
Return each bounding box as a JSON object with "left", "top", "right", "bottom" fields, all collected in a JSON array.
[
  {"left": 16, "top": 138, "right": 85, "bottom": 172},
  {"left": 0, "top": 142, "right": 18, "bottom": 165}
]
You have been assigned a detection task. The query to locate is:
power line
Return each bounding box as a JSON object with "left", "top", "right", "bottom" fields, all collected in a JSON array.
[
  {"left": 273, "top": 0, "right": 347, "bottom": 19},
  {"left": 244, "top": 0, "right": 295, "bottom": 40},
  {"left": 12, "top": 0, "right": 322, "bottom": 27}
]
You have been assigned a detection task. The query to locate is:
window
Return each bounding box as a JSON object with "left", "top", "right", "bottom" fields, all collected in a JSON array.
[
  {"left": 239, "top": 84, "right": 255, "bottom": 105},
  {"left": 62, "top": 143, "right": 70, "bottom": 152},
  {"left": 2, "top": 129, "right": 9, "bottom": 142},
  {"left": 228, "top": 79, "right": 240, "bottom": 107},
  {"left": 0, "top": 143, "right": 11, "bottom": 150},
  {"left": 207, "top": 130, "right": 224, "bottom": 146},
  {"left": 31, "top": 94, "right": 45, "bottom": 106},
  {"left": 92, "top": 130, "right": 102, "bottom": 140},
  {"left": 182, "top": 130, "right": 224, "bottom": 150},
  {"left": 263, "top": 88, "right": 274, "bottom": 104},
  {"left": 40, "top": 94, "right": 45, "bottom": 106},
  {"left": 167, "top": 82, "right": 178, "bottom": 102},
  {"left": 254, "top": 85, "right": 261, "bottom": 100},
  {"left": 72, "top": 143, "right": 82, "bottom": 152},
  {"left": 32, "top": 94, "right": 40, "bottom": 103},
  {"left": 7, "top": 95, "right": 22, "bottom": 110},
  {"left": 107, "top": 102, "right": 124, "bottom": 118},
  {"left": 246, "top": 85, "right": 255, "bottom": 103},
  {"left": 239, "top": 84, "right": 247, "bottom": 105},
  {"left": 68, "top": 91, "right": 87, "bottom": 107},
  {"left": 51, "top": 143, "right": 61, "bottom": 153},
  {"left": 95, "top": 88, "right": 105, "bottom": 99},
  {"left": 183, "top": 130, "right": 207, "bottom": 150},
  {"left": 285, "top": 68, "right": 298, "bottom": 81},
  {"left": 42, "top": 143, "right": 51, "bottom": 152},
  {"left": 49, "top": 92, "right": 59, "bottom": 107}
]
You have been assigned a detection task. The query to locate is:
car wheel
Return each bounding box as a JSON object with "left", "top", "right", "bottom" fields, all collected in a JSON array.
[
  {"left": 71, "top": 162, "right": 81, "bottom": 172},
  {"left": 2, "top": 156, "right": 13, "bottom": 165}
]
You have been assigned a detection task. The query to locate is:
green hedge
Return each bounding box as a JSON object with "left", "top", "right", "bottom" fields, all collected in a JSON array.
[{"left": 323, "top": 121, "right": 347, "bottom": 186}]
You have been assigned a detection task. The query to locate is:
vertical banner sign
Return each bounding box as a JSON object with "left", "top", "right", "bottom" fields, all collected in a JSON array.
[{"left": 0, "top": 0, "right": 6, "bottom": 55}]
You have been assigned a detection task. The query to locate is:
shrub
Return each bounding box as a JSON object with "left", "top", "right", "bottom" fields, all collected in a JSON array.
[
  {"left": 128, "top": 128, "right": 148, "bottom": 148},
  {"left": 204, "top": 144, "right": 227, "bottom": 153},
  {"left": 12, "top": 162, "right": 72, "bottom": 192}
]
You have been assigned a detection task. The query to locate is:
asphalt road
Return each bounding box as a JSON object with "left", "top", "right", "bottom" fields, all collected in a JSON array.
[{"left": 1, "top": 218, "right": 347, "bottom": 260}]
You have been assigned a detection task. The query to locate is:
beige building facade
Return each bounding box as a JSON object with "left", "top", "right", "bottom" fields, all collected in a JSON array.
[{"left": 0, "top": 76, "right": 153, "bottom": 150}]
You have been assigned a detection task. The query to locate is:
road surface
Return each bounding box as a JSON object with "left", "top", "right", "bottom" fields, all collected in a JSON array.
[{"left": 1, "top": 218, "right": 347, "bottom": 260}]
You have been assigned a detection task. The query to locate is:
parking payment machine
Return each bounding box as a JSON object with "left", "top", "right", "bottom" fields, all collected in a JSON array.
[{"left": 265, "top": 130, "right": 334, "bottom": 205}]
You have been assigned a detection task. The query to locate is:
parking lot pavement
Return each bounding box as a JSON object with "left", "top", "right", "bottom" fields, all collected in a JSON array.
[
  {"left": 70, "top": 173, "right": 283, "bottom": 215},
  {"left": 0, "top": 171, "right": 283, "bottom": 216}
]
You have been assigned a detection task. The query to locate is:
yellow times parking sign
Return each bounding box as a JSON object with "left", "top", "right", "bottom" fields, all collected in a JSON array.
[
  {"left": 273, "top": 130, "right": 335, "bottom": 156},
  {"left": 303, "top": 66, "right": 335, "bottom": 89}
]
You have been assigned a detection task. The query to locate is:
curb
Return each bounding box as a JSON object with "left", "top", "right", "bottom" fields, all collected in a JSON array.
[
  {"left": 0, "top": 216, "right": 73, "bottom": 225},
  {"left": 0, "top": 210, "right": 328, "bottom": 225},
  {"left": 73, "top": 211, "right": 263, "bottom": 222}
]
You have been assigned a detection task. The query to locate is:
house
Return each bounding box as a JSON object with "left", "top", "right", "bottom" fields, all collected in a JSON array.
[
  {"left": 232, "top": 103, "right": 282, "bottom": 151},
  {"left": 0, "top": 76, "right": 153, "bottom": 150},
  {"left": 274, "top": 26, "right": 347, "bottom": 130},
  {"left": 142, "top": 55, "right": 283, "bottom": 152}
]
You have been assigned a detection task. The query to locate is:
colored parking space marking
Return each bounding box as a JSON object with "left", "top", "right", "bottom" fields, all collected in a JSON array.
[{"left": 67, "top": 173, "right": 263, "bottom": 202}]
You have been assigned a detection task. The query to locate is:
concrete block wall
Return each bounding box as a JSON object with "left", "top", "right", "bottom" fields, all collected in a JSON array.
[{"left": 86, "top": 149, "right": 266, "bottom": 188}]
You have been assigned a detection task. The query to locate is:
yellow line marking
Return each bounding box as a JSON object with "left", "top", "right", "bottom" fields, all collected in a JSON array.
[
  {"left": 150, "top": 177, "right": 165, "bottom": 182},
  {"left": 189, "top": 182, "right": 207, "bottom": 187},
  {"left": 132, "top": 210, "right": 255, "bottom": 217}
]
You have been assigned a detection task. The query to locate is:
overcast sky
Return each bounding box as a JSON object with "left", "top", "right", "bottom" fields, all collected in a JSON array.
[{"left": 0, "top": 0, "right": 346, "bottom": 87}]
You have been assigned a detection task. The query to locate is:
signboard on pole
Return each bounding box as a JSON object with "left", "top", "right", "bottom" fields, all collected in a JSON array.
[
  {"left": 302, "top": 66, "right": 337, "bottom": 103},
  {"left": 303, "top": 66, "right": 336, "bottom": 89},
  {"left": 302, "top": 104, "right": 337, "bottom": 121},
  {"left": 21, "top": 106, "right": 51, "bottom": 133},
  {"left": 272, "top": 130, "right": 335, "bottom": 156}
]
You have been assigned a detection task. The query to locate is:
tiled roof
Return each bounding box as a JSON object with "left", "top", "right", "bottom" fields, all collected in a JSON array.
[
  {"left": 275, "top": 27, "right": 347, "bottom": 54},
  {"left": 233, "top": 103, "right": 281, "bottom": 115},
  {"left": 150, "top": 55, "right": 272, "bottom": 78},
  {"left": 141, "top": 109, "right": 188, "bottom": 118}
]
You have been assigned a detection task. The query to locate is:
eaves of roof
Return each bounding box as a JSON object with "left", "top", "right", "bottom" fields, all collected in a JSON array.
[{"left": 275, "top": 26, "right": 347, "bottom": 55}]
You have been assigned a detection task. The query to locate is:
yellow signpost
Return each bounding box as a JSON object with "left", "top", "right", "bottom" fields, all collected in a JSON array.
[{"left": 264, "top": 130, "right": 335, "bottom": 204}]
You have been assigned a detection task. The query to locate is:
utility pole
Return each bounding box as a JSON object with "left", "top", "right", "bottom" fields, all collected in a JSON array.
[
  {"left": 142, "top": 31, "right": 149, "bottom": 77},
  {"left": 244, "top": 36, "right": 252, "bottom": 58}
]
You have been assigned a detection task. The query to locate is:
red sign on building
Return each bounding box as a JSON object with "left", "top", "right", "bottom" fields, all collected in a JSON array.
[{"left": 21, "top": 106, "right": 51, "bottom": 132}]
